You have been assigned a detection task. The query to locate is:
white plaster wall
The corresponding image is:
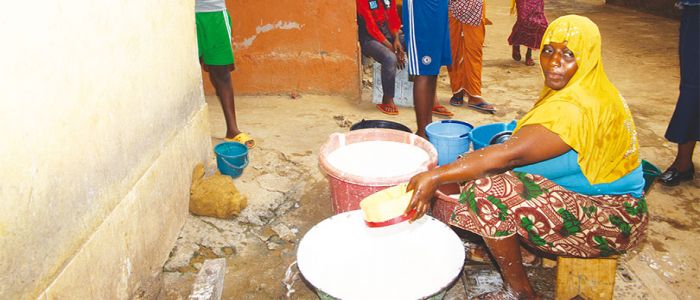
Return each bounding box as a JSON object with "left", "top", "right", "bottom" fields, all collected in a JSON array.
[{"left": 0, "top": 0, "right": 210, "bottom": 298}]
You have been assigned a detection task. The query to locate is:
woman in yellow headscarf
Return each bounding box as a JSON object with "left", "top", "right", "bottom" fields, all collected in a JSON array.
[{"left": 405, "top": 15, "right": 647, "bottom": 298}]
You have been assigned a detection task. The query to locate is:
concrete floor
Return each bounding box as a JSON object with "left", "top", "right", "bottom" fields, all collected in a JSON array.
[{"left": 159, "top": 0, "right": 700, "bottom": 299}]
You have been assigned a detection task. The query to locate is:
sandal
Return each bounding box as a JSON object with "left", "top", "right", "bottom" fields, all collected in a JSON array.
[
  {"left": 467, "top": 101, "right": 496, "bottom": 114},
  {"left": 449, "top": 96, "right": 465, "bottom": 107},
  {"left": 376, "top": 103, "right": 399, "bottom": 115},
  {"left": 432, "top": 104, "right": 454, "bottom": 117},
  {"left": 225, "top": 132, "right": 255, "bottom": 149}
]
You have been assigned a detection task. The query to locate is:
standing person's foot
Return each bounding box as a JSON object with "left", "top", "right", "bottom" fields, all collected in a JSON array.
[
  {"left": 376, "top": 103, "right": 399, "bottom": 115},
  {"left": 467, "top": 96, "right": 496, "bottom": 114},
  {"left": 449, "top": 96, "right": 464, "bottom": 106},
  {"left": 432, "top": 103, "right": 454, "bottom": 117},
  {"left": 659, "top": 164, "right": 695, "bottom": 186},
  {"left": 224, "top": 132, "right": 256, "bottom": 149},
  {"left": 525, "top": 48, "right": 535, "bottom": 66},
  {"left": 512, "top": 45, "right": 521, "bottom": 61}
]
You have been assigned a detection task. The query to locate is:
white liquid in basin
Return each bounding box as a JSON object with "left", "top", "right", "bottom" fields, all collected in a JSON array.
[
  {"left": 327, "top": 141, "right": 430, "bottom": 178},
  {"left": 297, "top": 211, "right": 465, "bottom": 300}
]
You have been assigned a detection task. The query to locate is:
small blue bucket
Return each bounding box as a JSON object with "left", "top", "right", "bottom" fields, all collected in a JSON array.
[
  {"left": 425, "top": 120, "right": 473, "bottom": 166},
  {"left": 469, "top": 120, "right": 518, "bottom": 150},
  {"left": 214, "top": 142, "right": 249, "bottom": 178}
]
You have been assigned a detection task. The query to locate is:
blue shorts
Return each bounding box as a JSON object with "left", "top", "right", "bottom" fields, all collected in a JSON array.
[{"left": 403, "top": 0, "right": 452, "bottom": 76}]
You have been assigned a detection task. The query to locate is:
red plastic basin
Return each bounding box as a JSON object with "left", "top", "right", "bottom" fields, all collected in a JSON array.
[{"left": 318, "top": 129, "right": 438, "bottom": 214}]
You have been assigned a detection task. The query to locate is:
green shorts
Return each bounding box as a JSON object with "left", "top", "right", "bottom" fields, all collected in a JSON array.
[{"left": 196, "top": 10, "right": 235, "bottom": 66}]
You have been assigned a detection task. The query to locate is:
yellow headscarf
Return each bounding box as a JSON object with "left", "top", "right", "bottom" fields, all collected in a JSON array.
[{"left": 514, "top": 15, "right": 640, "bottom": 184}]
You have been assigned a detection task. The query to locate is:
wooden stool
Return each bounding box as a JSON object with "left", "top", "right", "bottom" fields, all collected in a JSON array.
[{"left": 555, "top": 256, "right": 618, "bottom": 300}]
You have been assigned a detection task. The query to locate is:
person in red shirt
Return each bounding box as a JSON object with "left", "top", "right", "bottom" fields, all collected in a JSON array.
[{"left": 357, "top": 0, "right": 405, "bottom": 115}]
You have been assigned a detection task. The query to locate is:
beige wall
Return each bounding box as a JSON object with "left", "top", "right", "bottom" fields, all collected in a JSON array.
[
  {"left": 0, "top": 1, "right": 211, "bottom": 299},
  {"left": 202, "top": 0, "right": 362, "bottom": 99}
]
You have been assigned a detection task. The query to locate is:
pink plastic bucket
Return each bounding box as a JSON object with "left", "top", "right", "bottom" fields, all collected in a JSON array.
[
  {"left": 318, "top": 129, "right": 438, "bottom": 214},
  {"left": 432, "top": 183, "right": 462, "bottom": 224}
]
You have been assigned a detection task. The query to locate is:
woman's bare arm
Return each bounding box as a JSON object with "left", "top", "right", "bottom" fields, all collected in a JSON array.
[{"left": 405, "top": 124, "right": 572, "bottom": 220}]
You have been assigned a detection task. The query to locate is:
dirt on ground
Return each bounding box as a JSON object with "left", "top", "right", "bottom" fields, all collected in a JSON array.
[{"left": 157, "top": 0, "right": 699, "bottom": 299}]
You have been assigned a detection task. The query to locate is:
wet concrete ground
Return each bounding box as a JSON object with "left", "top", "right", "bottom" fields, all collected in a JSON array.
[{"left": 158, "top": 0, "right": 699, "bottom": 299}]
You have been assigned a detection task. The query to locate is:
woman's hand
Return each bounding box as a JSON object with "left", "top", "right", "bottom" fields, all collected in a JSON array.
[
  {"left": 404, "top": 170, "right": 440, "bottom": 222},
  {"left": 395, "top": 49, "right": 405, "bottom": 70}
]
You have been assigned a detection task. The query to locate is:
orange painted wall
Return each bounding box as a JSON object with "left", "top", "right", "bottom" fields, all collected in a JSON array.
[{"left": 202, "top": 0, "right": 360, "bottom": 99}]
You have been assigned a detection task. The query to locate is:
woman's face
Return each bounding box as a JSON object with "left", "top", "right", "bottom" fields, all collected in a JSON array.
[{"left": 540, "top": 42, "right": 578, "bottom": 90}]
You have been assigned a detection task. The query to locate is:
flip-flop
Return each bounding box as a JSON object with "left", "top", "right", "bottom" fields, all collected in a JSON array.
[
  {"left": 449, "top": 97, "right": 464, "bottom": 107},
  {"left": 376, "top": 103, "right": 399, "bottom": 115},
  {"left": 432, "top": 104, "right": 454, "bottom": 117},
  {"left": 468, "top": 101, "right": 496, "bottom": 114},
  {"left": 225, "top": 132, "right": 255, "bottom": 149}
]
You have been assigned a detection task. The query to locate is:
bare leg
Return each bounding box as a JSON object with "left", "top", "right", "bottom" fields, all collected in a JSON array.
[
  {"left": 512, "top": 45, "right": 521, "bottom": 61},
  {"left": 380, "top": 94, "right": 398, "bottom": 114},
  {"left": 525, "top": 48, "right": 534, "bottom": 66},
  {"left": 383, "top": 94, "right": 396, "bottom": 106},
  {"left": 483, "top": 236, "right": 539, "bottom": 299},
  {"left": 449, "top": 90, "right": 466, "bottom": 106},
  {"left": 660, "top": 141, "right": 696, "bottom": 185},
  {"left": 413, "top": 75, "right": 437, "bottom": 138},
  {"left": 207, "top": 65, "right": 241, "bottom": 139},
  {"left": 672, "top": 141, "right": 696, "bottom": 171}
]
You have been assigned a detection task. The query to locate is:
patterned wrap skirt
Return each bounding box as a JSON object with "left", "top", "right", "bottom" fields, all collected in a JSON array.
[{"left": 448, "top": 171, "right": 649, "bottom": 257}]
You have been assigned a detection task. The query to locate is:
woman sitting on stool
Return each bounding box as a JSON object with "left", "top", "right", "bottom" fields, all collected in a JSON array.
[{"left": 405, "top": 15, "right": 648, "bottom": 299}]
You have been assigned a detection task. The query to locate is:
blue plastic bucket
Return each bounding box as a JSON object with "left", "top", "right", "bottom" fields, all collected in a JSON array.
[
  {"left": 425, "top": 120, "right": 473, "bottom": 166},
  {"left": 214, "top": 142, "right": 249, "bottom": 178},
  {"left": 469, "top": 120, "right": 518, "bottom": 150}
]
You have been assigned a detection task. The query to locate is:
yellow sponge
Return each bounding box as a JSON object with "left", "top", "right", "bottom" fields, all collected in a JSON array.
[{"left": 190, "top": 164, "right": 247, "bottom": 219}]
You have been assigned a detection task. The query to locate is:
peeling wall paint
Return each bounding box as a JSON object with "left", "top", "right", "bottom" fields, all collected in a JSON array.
[
  {"left": 201, "top": 0, "right": 360, "bottom": 99},
  {"left": 246, "top": 51, "right": 356, "bottom": 63},
  {"left": 235, "top": 21, "right": 304, "bottom": 49}
]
